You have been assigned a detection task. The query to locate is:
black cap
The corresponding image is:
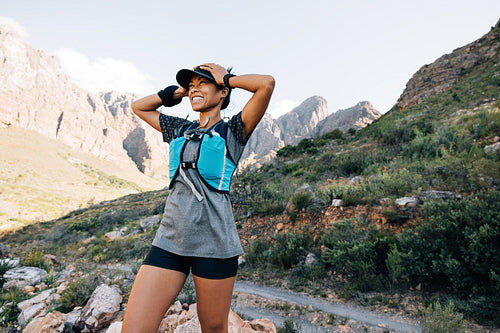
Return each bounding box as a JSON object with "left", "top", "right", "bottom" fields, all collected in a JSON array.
[
  {"left": 176, "top": 66, "right": 217, "bottom": 89},
  {"left": 176, "top": 66, "right": 231, "bottom": 110}
]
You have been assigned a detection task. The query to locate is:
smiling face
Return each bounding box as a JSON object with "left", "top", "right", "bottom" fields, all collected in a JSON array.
[{"left": 188, "top": 75, "right": 227, "bottom": 112}]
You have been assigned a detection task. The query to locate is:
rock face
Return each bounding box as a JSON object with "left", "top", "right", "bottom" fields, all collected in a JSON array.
[
  {"left": 241, "top": 97, "right": 380, "bottom": 168},
  {"left": 74, "top": 284, "right": 122, "bottom": 332},
  {"left": 314, "top": 101, "right": 380, "bottom": 135},
  {"left": 396, "top": 18, "right": 500, "bottom": 111},
  {"left": 0, "top": 27, "right": 167, "bottom": 175},
  {"left": 3, "top": 266, "right": 47, "bottom": 290},
  {"left": 276, "top": 96, "right": 329, "bottom": 146}
]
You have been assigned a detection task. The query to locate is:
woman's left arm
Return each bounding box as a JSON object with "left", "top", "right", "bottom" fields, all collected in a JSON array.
[{"left": 200, "top": 64, "right": 275, "bottom": 139}]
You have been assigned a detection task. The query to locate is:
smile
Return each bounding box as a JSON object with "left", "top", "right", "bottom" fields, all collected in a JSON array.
[{"left": 192, "top": 96, "right": 203, "bottom": 103}]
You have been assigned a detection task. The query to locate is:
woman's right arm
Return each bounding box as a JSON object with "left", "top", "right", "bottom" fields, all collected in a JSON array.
[{"left": 131, "top": 87, "right": 187, "bottom": 132}]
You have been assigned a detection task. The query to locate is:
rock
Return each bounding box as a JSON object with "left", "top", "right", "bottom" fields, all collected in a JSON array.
[
  {"left": 395, "top": 197, "right": 418, "bottom": 208},
  {"left": 395, "top": 21, "right": 500, "bottom": 111},
  {"left": 74, "top": 284, "right": 122, "bottom": 332},
  {"left": 22, "top": 285, "right": 35, "bottom": 294},
  {"left": 56, "top": 265, "right": 77, "bottom": 283},
  {"left": 484, "top": 142, "right": 500, "bottom": 154},
  {"left": 315, "top": 101, "right": 380, "bottom": 136},
  {"left": 349, "top": 176, "right": 364, "bottom": 184},
  {"left": 3, "top": 266, "right": 47, "bottom": 290},
  {"left": 0, "top": 257, "right": 19, "bottom": 267},
  {"left": 331, "top": 199, "right": 342, "bottom": 207},
  {"left": 249, "top": 319, "right": 276, "bottom": 333},
  {"left": 418, "top": 191, "right": 462, "bottom": 200},
  {"left": 104, "top": 230, "right": 123, "bottom": 242},
  {"left": 0, "top": 243, "right": 10, "bottom": 258},
  {"left": 167, "top": 301, "right": 183, "bottom": 316},
  {"left": 62, "top": 308, "right": 82, "bottom": 332},
  {"left": 18, "top": 288, "right": 56, "bottom": 311},
  {"left": 18, "top": 302, "right": 46, "bottom": 326},
  {"left": 106, "top": 321, "right": 123, "bottom": 333},
  {"left": 276, "top": 223, "right": 284, "bottom": 232},
  {"left": 238, "top": 255, "right": 246, "bottom": 266},
  {"left": 42, "top": 254, "right": 60, "bottom": 266},
  {"left": 159, "top": 313, "right": 192, "bottom": 332},
  {"left": 305, "top": 252, "right": 319, "bottom": 267},
  {"left": 140, "top": 215, "right": 161, "bottom": 231},
  {"left": 22, "top": 311, "right": 65, "bottom": 333}
]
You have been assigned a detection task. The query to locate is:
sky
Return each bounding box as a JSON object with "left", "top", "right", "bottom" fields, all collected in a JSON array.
[{"left": 1, "top": 0, "right": 499, "bottom": 119}]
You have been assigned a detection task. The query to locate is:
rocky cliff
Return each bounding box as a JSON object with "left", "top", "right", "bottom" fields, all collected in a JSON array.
[
  {"left": 0, "top": 27, "right": 167, "bottom": 175},
  {"left": 396, "top": 18, "right": 500, "bottom": 111},
  {"left": 314, "top": 101, "right": 380, "bottom": 136},
  {"left": 241, "top": 97, "right": 380, "bottom": 168}
]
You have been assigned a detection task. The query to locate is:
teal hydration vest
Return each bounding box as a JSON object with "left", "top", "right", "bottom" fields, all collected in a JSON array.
[{"left": 169, "top": 121, "right": 237, "bottom": 194}]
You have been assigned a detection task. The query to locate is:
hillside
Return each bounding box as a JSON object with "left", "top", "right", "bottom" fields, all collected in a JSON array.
[
  {"left": 0, "top": 19, "right": 499, "bottom": 332},
  {"left": 0, "top": 127, "right": 164, "bottom": 234}
]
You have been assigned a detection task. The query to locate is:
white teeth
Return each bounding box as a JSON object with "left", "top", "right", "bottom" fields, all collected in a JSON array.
[{"left": 192, "top": 97, "right": 203, "bottom": 102}]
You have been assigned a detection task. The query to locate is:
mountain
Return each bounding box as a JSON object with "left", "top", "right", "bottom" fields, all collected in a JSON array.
[
  {"left": 314, "top": 101, "right": 380, "bottom": 136},
  {"left": 0, "top": 27, "right": 167, "bottom": 177},
  {"left": 396, "top": 19, "right": 500, "bottom": 111},
  {"left": 240, "top": 97, "right": 380, "bottom": 168},
  {"left": 276, "top": 96, "right": 329, "bottom": 145}
]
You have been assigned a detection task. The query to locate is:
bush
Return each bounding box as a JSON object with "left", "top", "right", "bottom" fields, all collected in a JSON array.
[
  {"left": 397, "top": 190, "right": 500, "bottom": 294},
  {"left": 290, "top": 191, "right": 313, "bottom": 211},
  {"left": 277, "top": 319, "right": 301, "bottom": 333},
  {"left": 420, "top": 301, "right": 466, "bottom": 333},
  {"left": 20, "top": 249, "right": 48, "bottom": 270},
  {"left": 57, "top": 275, "right": 101, "bottom": 312}
]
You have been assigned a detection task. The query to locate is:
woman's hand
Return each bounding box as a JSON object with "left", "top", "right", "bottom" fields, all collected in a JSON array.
[
  {"left": 199, "top": 63, "right": 228, "bottom": 86},
  {"left": 174, "top": 86, "right": 188, "bottom": 99}
]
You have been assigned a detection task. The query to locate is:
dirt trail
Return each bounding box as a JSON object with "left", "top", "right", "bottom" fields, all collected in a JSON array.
[{"left": 233, "top": 281, "right": 421, "bottom": 333}]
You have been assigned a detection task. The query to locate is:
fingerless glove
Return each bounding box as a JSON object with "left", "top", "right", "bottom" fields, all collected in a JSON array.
[{"left": 158, "top": 85, "right": 182, "bottom": 107}]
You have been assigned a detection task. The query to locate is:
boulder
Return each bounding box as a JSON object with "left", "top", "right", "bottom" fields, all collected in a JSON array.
[
  {"left": 106, "top": 321, "right": 122, "bottom": 333},
  {"left": 140, "top": 215, "right": 161, "bottom": 231},
  {"left": 395, "top": 197, "right": 418, "bottom": 208},
  {"left": 349, "top": 176, "right": 363, "bottom": 184},
  {"left": 22, "top": 311, "right": 65, "bottom": 333},
  {"left": 331, "top": 199, "right": 342, "bottom": 207},
  {"left": 104, "top": 230, "right": 123, "bottom": 242},
  {"left": 3, "top": 266, "right": 47, "bottom": 290},
  {"left": 0, "top": 257, "right": 19, "bottom": 267},
  {"left": 305, "top": 253, "right": 319, "bottom": 267},
  {"left": 249, "top": 319, "right": 276, "bottom": 333},
  {"left": 42, "top": 254, "right": 60, "bottom": 266},
  {"left": 74, "top": 284, "right": 122, "bottom": 332},
  {"left": 18, "top": 302, "right": 46, "bottom": 326},
  {"left": 484, "top": 142, "right": 500, "bottom": 154},
  {"left": 62, "top": 308, "right": 83, "bottom": 332}
]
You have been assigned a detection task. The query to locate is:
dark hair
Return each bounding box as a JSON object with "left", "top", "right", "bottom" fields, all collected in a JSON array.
[{"left": 220, "top": 67, "right": 233, "bottom": 110}]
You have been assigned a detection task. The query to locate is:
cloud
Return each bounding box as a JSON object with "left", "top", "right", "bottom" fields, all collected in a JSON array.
[
  {"left": 54, "top": 48, "right": 155, "bottom": 95},
  {"left": 0, "top": 17, "right": 29, "bottom": 38},
  {"left": 269, "top": 99, "right": 300, "bottom": 118}
]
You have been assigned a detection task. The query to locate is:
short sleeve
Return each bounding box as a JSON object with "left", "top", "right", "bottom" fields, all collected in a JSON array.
[
  {"left": 227, "top": 111, "right": 249, "bottom": 145},
  {"left": 159, "top": 113, "right": 192, "bottom": 143}
]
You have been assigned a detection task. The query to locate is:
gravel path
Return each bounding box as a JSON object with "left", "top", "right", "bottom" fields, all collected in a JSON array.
[{"left": 233, "top": 281, "right": 421, "bottom": 333}]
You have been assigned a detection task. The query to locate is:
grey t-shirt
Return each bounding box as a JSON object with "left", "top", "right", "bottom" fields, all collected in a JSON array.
[{"left": 152, "top": 112, "right": 248, "bottom": 258}]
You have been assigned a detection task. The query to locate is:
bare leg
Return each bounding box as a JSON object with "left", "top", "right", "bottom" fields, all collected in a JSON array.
[
  {"left": 121, "top": 265, "right": 187, "bottom": 333},
  {"left": 193, "top": 275, "right": 236, "bottom": 333}
]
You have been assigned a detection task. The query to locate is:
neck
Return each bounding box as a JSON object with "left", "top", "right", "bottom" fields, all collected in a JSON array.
[{"left": 198, "top": 110, "right": 222, "bottom": 129}]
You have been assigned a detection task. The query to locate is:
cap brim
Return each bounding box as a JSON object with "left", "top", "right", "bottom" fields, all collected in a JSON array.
[{"left": 176, "top": 67, "right": 216, "bottom": 89}]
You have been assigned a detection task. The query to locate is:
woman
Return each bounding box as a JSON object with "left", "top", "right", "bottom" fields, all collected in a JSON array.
[{"left": 122, "top": 63, "right": 275, "bottom": 333}]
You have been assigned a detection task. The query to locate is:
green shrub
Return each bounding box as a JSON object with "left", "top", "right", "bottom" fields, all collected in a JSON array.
[
  {"left": 57, "top": 275, "right": 101, "bottom": 312},
  {"left": 321, "top": 219, "right": 377, "bottom": 279},
  {"left": 20, "top": 249, "right": 48, "bottom": 270},
  {"left": 277, "top": 319, "right": 301, "bottom": 333},
  {"left": 290, "top": 191, "right": 313, "bottom": 211},
  {"left": 420, "top": 301, "right": 466, "bottom": 333}
]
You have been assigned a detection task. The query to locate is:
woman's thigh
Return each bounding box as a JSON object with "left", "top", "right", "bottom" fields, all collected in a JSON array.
[
  {"left": 121, "top": 265, "right": 187, "bottom": 333},
  {"left": 193, "top": 274, "right": 236, "bottom": 332}
]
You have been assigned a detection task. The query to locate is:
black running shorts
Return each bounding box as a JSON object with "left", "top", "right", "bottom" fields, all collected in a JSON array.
[{"left": 142, "top": 245, "right": 238, "bottom": 280}]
